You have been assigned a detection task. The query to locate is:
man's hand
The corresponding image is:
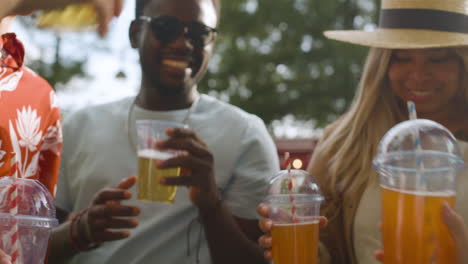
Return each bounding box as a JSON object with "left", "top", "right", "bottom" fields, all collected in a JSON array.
[
  {"left": 256, "top": 203, "right": 328, "bottom": 260},
  {"left": 91, "top": 0, "right": 123, "bottom": 36},
  {"left": 77, "top": 176, "right": 140, "bottom": 246},
  {"left": 156, "top": 127, "right": 221, "bottom": 211}
]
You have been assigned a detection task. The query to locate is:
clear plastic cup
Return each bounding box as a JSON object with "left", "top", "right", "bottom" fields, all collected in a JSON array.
[
  {"left": 135, "top": 120, "right": 188, "bottom": 203},
  {"left": 373, "top": 119, "right": 464, "bottom": 264},
  {"left": 35, "top": 3, "right": 98, "bottom": 31},
  {"left": 265, "top": 169, "right": 324, "bottom": 264},
  {"left": 0, "top": 177, "right": 58, "bottom": 264}
]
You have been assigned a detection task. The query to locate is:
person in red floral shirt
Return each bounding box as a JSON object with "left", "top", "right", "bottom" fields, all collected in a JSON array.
[{"left": 0, "top": 19, "right": 62, "bottom": 196}]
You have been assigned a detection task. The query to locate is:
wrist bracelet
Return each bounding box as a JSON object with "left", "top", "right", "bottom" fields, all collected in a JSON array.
[
  {"left": 68, "top": 209, "right": 100, "bottom": 252},
  {"left": 68, "top": 210, "right": 86, "bottom": 252}
]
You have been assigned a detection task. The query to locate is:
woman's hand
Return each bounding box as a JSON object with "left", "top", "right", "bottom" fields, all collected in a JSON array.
[
  {"left": 442, "top": 202, "right": 468, "bottom": 264},
  {"left": 257, "top": 203, "right": 328, "bottom": 260},
  {"left": 375, "top": 203, "right": 468, "bottom": 264}
]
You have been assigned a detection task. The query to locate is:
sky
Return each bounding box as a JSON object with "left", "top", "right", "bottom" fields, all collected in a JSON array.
[{"left": 10, "top": 1, "right": 321, "bottom": 139}]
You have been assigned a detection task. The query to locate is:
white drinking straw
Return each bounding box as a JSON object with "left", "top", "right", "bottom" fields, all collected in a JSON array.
[{"left": 407, "top": 101, "right": 425, "bottom": 187}]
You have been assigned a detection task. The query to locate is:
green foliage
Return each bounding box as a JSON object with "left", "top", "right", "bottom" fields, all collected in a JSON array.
[
  {"left": 20, "top": 0, "right": 382, "bottom": 127},
  {"left": 14, "top": 15, "right": 88, "bottom": 89},
  {"left": 199, "top": 0, "right": 379, "bottom": 127},
  {"left": 27, "top": 36, "right": 86, "bottom": 88}
]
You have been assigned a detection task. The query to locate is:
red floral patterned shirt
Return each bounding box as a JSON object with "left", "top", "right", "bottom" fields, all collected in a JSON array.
[{"left": 0, "top": 33, "right": 62, "bottom": 197}]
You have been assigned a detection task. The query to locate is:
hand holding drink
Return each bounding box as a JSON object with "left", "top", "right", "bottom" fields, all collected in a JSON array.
[
  {"left": 262, "top": 169, "right": 324, "bottom": 264},
  {"left": 135, "top": 120, "right": 188, "bottom": 203},
  {"left": 257, "top": 203, "right": 328, "bottom": 261},
  {"left": 376, "top": 204, "right": 468, "bottom": 264},
  {"left": 373, "top": 118, "right": 464, "bottom": 264},
  {"left": 154, "top": 127, "right": 220, "bottom": 210}
]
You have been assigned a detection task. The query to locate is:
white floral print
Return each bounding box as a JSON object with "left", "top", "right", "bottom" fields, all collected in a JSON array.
[
  {"left": 49, "top": 91, "right": 59, "bottom": 109},
  {"left": 41, "top": 120, "right": 62, "bottom": 156},
  {"left": 16, "top": 106, "right": 42, "bottom": 152},
  {"left": 0, "top": 70, "right": 22, "bottom": 96},
  {"left": 9, "top": 106, "right": 43, "bottom": 178},
  {"left": 0, "top": 140, "right": 6, "bottom": 168}
]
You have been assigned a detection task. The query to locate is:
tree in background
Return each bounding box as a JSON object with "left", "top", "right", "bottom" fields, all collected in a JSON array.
[
  {"left": 200, "top": 0, "right": 380, "bottom": 127},
  {"left": 13, "top": 16, "right": 89, "bottom": 88},
  {"left": 28, "top": 35, "right": 87, "bottom": 88},
  {"left": 19, "top": 0, "right": 380, "bottom": 128}
]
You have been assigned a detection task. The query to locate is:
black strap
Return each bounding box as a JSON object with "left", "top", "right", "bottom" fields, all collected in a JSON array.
[{"left": 379, "top": 8, "right": 468, "bottom": 34}]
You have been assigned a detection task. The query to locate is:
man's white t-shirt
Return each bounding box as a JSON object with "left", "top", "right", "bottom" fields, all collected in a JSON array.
[{"left": 56, "top": 94, "right": 280, "bottom": 264}]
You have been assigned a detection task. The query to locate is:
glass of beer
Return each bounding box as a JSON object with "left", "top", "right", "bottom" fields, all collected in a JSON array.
[
  {"left": 266, "top": 169, "right": 323, "bottom": 264},
  {"left": 374, "top": 119, "right": 464, "bottom": 264},
  {"left": 135, "top": 120, "right": 188, "bottom": 203},
  {"left": 35, "top": 3, "right": 98, "bottom": 31}
]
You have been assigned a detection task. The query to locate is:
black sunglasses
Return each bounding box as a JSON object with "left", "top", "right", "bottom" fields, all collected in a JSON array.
[{"left": 139, "top": 16, "right": 218, "bottom": 46}]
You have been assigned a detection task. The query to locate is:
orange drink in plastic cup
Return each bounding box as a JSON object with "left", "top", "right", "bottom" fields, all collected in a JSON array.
[
  {"left": 381, "top": 186, "right": 456, "bottom": 263},
  {"left": 266, "top": 169, "right": 323, "bottom": 264},
  {"left": 272, "top": 221, "right": 319, "bottom": 264},
  {"left": 374, "top": 119, "right": 464, "bottom": 264}
]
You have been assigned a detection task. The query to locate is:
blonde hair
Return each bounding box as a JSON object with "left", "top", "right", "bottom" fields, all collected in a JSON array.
[
  {"left": 455, "top": 48, "right": 468, "bottom": 101},
  {"left": 309, "top": 48, "right": 398, "bottom": 209},
  {"left": 310, "top": 46, "right": 468, "bottom": 260}
]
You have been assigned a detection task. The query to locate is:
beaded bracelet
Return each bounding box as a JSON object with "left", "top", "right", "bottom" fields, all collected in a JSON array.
[
  {"left": 68, "top": 209, "right": 100, "bottom": 252},
  {"left": 68, "top": 209, "right": 87, "bottom": 252}
]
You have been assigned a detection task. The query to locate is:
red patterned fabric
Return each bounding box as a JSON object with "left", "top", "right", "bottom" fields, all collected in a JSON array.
[{"left": 0, "top": 33, "right": 62, "bottom": 197}]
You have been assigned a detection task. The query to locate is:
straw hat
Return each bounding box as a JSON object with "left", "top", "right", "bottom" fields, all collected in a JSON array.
[{"left": 324, "top": 0, "right": 468, "bottom": 49}]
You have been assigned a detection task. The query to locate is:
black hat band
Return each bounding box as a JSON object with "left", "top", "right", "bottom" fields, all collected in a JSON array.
[{"left": 379, "top": 9, "right": 468, "bottom": 34}]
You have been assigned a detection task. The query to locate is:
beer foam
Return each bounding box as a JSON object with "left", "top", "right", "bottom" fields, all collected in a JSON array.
[
  {"left": 138, "top": 149, "right": 175, "bottom": 160},
  {"left": 380, "top": 185, "right": 455, "bottom": 197},
  {"left": 273, "top": 220, "right": 319, "bottom": 226}
]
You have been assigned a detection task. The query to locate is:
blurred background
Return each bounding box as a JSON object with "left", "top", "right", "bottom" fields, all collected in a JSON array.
[{"left": 12, "top": 0, "right": 381, "bottom": 168}]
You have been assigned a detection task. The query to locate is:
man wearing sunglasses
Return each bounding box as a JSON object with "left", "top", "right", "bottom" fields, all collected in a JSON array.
[{"left": 52, "top": 0, "right": 279, "bottom": 263}]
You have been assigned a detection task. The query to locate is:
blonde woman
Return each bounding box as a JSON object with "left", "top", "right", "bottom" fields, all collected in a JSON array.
[{"left": 257, "top": 0, "right": 468, "bottom": 263}]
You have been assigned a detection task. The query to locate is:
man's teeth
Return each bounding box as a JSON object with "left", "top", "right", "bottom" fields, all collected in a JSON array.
[
  {"left": 410, "top": 90, "right": 432, "bottom": 96},
  {"left": 162, "top": 59, "right": 189, "bottom": 69}
]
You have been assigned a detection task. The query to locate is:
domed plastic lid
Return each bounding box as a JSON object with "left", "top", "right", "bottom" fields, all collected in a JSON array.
[
  {"left": 266, "top": 169, "right": 323, "bottom": 205},
  {"left": 0, "top": 177, "right": 58, "bottom": 228},
  {"left": 373, "top": 119, "right": 464, "bottom": 172}
]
